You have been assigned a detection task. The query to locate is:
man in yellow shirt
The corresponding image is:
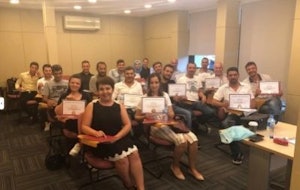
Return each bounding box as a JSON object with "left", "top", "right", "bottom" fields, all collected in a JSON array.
[{"left": 15, "top": 62, "right": 40, "bottom": 123}]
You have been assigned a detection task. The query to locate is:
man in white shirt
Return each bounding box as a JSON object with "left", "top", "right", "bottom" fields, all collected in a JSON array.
[
  {"left": 113, "top": 66, "right": 143, "bottom": 136},
  {"left": 212, "top": 67, "right": 255, "bottom": 165},
  {"left": 89, "top": 61, "right": 107, "bottom": 97},
  {"left": 176, "top": 62, "right": 215, "bottom": 118},
  {"left": 242, "top": 61, "right": 282, "bottom": 118}
]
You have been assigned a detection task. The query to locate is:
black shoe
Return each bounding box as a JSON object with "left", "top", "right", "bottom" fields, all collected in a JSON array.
[{"left": 232, "top": 153, "right": 244, "bottom": 165}]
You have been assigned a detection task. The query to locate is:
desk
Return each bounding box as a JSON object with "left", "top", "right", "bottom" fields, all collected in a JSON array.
[{"left": 243, "top": 122, "right": 296, "bottom": 190}]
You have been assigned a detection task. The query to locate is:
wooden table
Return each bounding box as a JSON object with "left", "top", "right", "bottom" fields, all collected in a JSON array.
[{"left": 243, "top": 122, "right": 296, "bottom": 190}]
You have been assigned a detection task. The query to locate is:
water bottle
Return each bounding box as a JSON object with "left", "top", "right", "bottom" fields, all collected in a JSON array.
[
  {"left": 267, "top": 114, "right": 276, "bottom": 139},
  {"left": 162, "top": 107, "right": 168, "bottom": 122}
]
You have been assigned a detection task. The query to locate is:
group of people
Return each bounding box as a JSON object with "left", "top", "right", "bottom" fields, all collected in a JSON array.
[{"left": 13, "top": 57, "right": 283, "bottom": 190}]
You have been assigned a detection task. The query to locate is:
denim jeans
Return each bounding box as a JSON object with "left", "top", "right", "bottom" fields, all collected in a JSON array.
[{"left": 173, "top": 105, "right": 192, "bottom": 129}]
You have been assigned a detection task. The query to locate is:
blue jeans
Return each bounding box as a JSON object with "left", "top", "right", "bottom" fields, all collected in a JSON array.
[{"left": 173, "top": 105, "right": 192, "bottom": 129}]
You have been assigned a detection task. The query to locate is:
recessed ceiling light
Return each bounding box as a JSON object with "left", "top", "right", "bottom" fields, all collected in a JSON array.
[
  {"left": 144, "top": 4, "right": 152, "bottom": 9},
  {"left": 168, "top": 0, "right": 176, "bottom": 3},
  {"left": 73, "top": 5, "right": 82, "bottom": 10},
  {"left": 88, "top": 0, "right": 97, "bottom": 3},
  {"left": 124, "top": 10, "right": 131, "bottom": 14},
  {"left": 10, "top": 0, "right": 19, "bottom": 4}
]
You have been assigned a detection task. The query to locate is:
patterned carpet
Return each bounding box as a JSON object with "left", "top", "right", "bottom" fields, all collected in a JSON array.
[{"left": 0, "top": 112, "right": 287, "bottom": 190}]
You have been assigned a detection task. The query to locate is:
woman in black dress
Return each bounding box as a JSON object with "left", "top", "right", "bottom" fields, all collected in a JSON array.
[{"left": 81, "top": 76, "right": 144, "bottom": 190}]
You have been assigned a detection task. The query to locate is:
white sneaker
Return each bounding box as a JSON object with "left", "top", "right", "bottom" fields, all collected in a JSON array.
[
  {"left": 69, "top": 143, "right": 81, "bottom": 156},
  {"left": 44, "top": 122, "right": 50, "bottom": 131}
]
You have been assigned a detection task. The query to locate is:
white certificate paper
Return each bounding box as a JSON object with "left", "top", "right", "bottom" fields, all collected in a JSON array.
[
  {"left": 63, "top": 100, "right": 86, "bottom": 115},
  {"left": 229, "top": 94, "right": 251, "bottom": 109},
  {"left": 259, "top": 81, "right": 280, "bottom": 94},
  {"left": 142, "top": 97, "right": 165, "bottom": 113},
  {"left": 123, "top": 94, "right": 142, "bottom": 108},
  {"left": 168, "top": 84, "right": 186, "bottom": 96},
  {"left": 205, "top": 77, "right": 221, "bottom": 89}
]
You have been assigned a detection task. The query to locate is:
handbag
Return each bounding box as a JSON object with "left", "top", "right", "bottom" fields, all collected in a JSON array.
[
  {"left": 170, "top": 115, "right": 190, "bottom": 133},
  {"left": 45, "top": 138, "right": 65, "bottom": 170}
]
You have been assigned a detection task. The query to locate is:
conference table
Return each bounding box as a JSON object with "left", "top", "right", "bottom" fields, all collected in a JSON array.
[{"left": 243, "top": 122, "right": 296, "bottom": 190}]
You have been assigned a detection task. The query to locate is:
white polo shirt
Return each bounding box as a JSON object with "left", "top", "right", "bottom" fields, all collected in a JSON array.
[{"left": 213, "top": 82, "right": 254, "bottom": 102}]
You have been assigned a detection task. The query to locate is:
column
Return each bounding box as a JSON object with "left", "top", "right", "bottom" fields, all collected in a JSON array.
[
  {"left": 215, "top": 0, "right": 240, "bottom": 68},
  {"left": 42, "top": 0, "right": 58, "bottom": 64}
]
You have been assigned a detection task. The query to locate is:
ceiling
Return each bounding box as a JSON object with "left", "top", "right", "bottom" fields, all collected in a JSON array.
[
  {"left": 0, "top": 0, "right": 260, "bottom": 17},
  {"left": 0, "top": 0, "right": 216, "bottom": 17}
]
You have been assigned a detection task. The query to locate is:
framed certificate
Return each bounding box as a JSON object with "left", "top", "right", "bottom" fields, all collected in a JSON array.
[
  {"left": 141, "top": 97, "right": 165, "bottom": 113},
  {"left": 259, "top": 81, "right": 280, "bottom": 95},
  {"left": 205, "top": 77, "right": 221, "bottom": 89},
  {"left": 168, "top": 83, "right": 186, "bottom": 96},
  {"left": 63, "top": 100, "right": 86, "bottom": 115},
  {"left": 123, "top": 93, "right": 142, "bottom": 108},
  {"left": 229, "top": 94, "right": 251, "bottom": 109}
]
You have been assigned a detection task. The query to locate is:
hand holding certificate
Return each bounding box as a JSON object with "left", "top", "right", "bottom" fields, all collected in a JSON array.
[
  {"left": 63, "top": 100, "right": 86, "bottom": 115},
  {"left": 123, "top": 93, "right": 142, "bottom": 108},
  {"left": 259, "top": 81, "right": 280, "bottom": 95},
  {"left": 229, "top": 94, "right": 251, "bottom": 109}
]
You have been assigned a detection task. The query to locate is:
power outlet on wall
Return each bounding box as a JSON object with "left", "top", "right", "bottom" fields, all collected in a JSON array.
[{"left": 0, "top": 97, "right": 4, "bottom": 110}]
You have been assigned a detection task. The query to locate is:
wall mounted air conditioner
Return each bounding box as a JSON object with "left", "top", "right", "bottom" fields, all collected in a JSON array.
[{"left": 63, "top": 16, "right": 100, "bottom": 31}]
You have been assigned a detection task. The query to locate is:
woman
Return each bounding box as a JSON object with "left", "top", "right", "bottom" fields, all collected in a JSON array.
[
  {"left": 135, "top": 73, "right": 204, "bottom": 181},
  {"left": 81, "top": 76, "right": 144, "bottom": 190},
  {"left": 55, "top": 74, "right": 92, "bottom": 156}
]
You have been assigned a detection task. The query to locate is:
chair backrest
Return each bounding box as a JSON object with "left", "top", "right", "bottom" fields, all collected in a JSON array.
[{"left": 6, "top": 77, "right": 19, "bottom": 95}]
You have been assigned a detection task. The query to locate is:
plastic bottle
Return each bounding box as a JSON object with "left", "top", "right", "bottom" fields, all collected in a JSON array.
[
  {"left": 267, "top": 114, "right": 276, "bottom": 139},
  {"left": 162, "top": 107, "right": 168, "bottom": 122}
]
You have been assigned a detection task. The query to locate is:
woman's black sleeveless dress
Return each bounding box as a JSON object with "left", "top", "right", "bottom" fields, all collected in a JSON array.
[{"left": 90, "top": 101, "right": 137, "bottom": 161}]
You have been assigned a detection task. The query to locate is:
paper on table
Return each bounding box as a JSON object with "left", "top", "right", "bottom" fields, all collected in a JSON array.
[{"left": 80, "top": 135, "right": 114, "bottom": 143}]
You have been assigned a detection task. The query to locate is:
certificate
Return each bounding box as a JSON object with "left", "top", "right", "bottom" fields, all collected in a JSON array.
[
  {"left": 142, "top": 97, "right": 165, "bottom": 113},
  {"left": 123, "top": 94, "right": 142, "bottom": 108},
  {"left": 229, "top": 94, "right": 251, "bottom": 109},
  {"left": 63, "top": 100, "right": 86, "bottom": 115},
  {"left": 259, "top": 81, "right": 280, "bottom": 94},
  {"left": 205, "top": 77, "right": 221, "bottom": 89},
  {"left": 168, "top": 84, "right": 186, "bottom": 96}
]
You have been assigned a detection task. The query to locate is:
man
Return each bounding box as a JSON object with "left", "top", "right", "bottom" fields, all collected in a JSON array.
[
  {"left": 242, "top": 61, "right": 282, "bottom": 117},
  {"left": 108, "top": 59, "right": 125, "bottom": 83},
  {"left": 89, "top": 61, "right": 107, "bottom": 97},
  {"left": 152, "top": 61, "right": 162, "bottom": 74},
  {"left": 140, "top": 57, "right": 150, "bottom": 80},
  {"left": 42, "top": 64, "right": 68, "bottom": 120},
  {"left": 15, "top": 61, "right": 40, "bottom": 123},
  {"left": 37, "top": 64, "right": 53, "bottom": 95},
  {"left": 212, "top": 67, "right": 255, "bottom": 165},
  {"left": 112, "top": 66, "right": 143, "bottom": 136},
  {"left": 198, "top": 57, "right": 213, "bottom": 82},
  {"left": 170, "top": 58, "right": 184, "bottom": 82},
  {"left": 161, "top": 64, "right": 193, "bottom": 129},
  {"left": 75, "top": 60, "right": 93, "bottom": 92},
  {"left": 176, "top": 62, "right": 215, "bottom": 118},
  {"left": 37, "top": 64, "right": 53, "bottom": 130},
  {"left": 205, "top": 62, "right": 228, "bottom": 105}
]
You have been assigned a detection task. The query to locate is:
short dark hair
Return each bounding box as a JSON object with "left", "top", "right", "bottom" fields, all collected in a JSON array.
[
  {"left": 163, "top": 64, "right": 174, "bottom": 71},
  {"left": 116, "top": 59, "right": 125, "bottom": 65},
  {"left": 30, "top": 61, "right": 39, "bottom": 68},
  {"left": 227, "top": 67, "right": 239, "bottom": 74},
  {"left": 51, "top": 64, "right": 62, "bottom": 73},
  {"left": 245, "top": 61, "right": 257, "bottom": 69},
  {"left": 152, "top": 61, "right": 162, "bottom": 68},
  {"left": 186, "top": 62, "right": 196, "bottom": 69},
  {"left": 96, "top": 76, "right": 115, "bottom": 90},
  {"left": 96, "top": 61, "right": 106, "bottom": 69},
  {"left": 81, "top": 60, "right": 89, "bottom": 65},
  {"left": 124, "top": 66, "right": 135, "bottom": 72},
  {"left": 42, "top": 64, "right": 51, "bottom": 70}
]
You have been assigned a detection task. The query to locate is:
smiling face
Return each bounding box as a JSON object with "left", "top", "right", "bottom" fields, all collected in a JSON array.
[
  {"left": 245, "top": 64, "right": 258, "bottom": 78},
  {"left": 124, "top": 68, "right": 135, "bottom": 84},
  {"left": 69, "top": 77, "right": 81, "bottom": 92},
  {"left": 98, "top": 84, "right": 113, "bottom": 102},
  {"left": 149, "top": 75, "right": 160, "bottom": 95},
  {"left": 162, "top": 66, "right": 174, "bottom": 80}
]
